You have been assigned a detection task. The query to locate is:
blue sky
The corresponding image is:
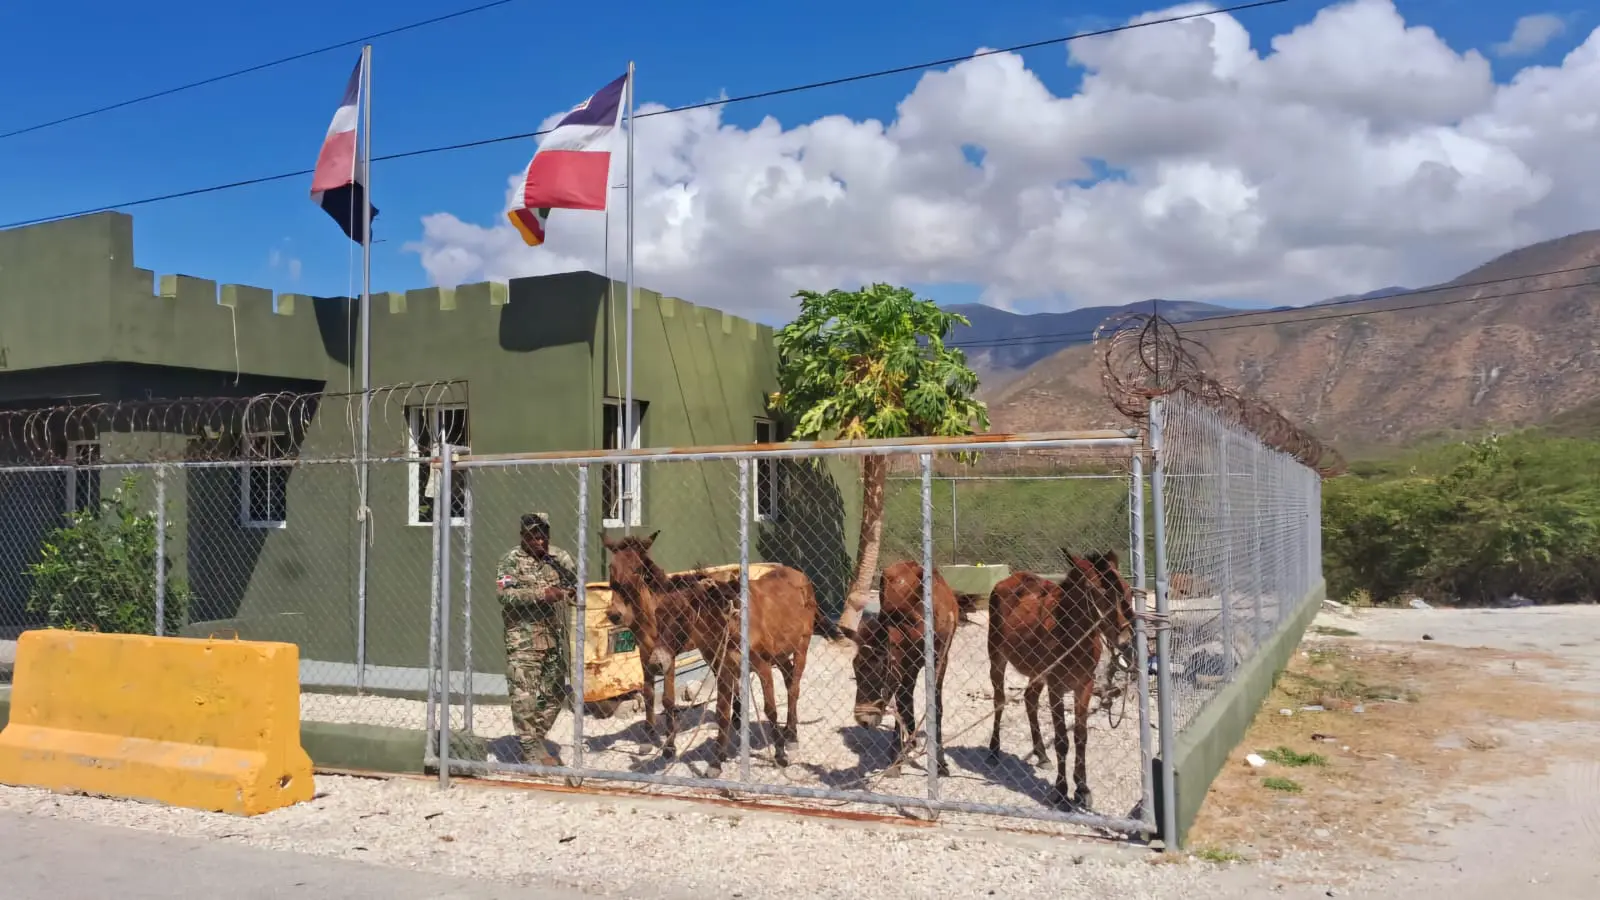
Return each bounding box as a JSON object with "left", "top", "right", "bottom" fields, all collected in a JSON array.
[{"left": 0, "top": 0, "right": 1584, "bottom": 312}]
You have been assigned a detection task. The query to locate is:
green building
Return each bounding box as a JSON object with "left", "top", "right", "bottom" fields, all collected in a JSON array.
[{"left": 0, "top": 212, "right": 859, "bottom": 689}]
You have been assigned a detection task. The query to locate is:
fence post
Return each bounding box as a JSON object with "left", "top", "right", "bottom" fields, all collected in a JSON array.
[
  {"left": 738, "top": 457, "right": 753, "bottom": 782},
  {"left": 1130, "top": 454, "right": 1156, "bottom": 832},
  {"left": 461, "top": 472, "right": 475, "bottom": 734},
  {"left": 154, "top": 464, "right": 167, "bottom": 637},
  {"left": 1250, "top": 446, "right": 1267, "bottom": 647},
  {"left": 436, "top": 444, "right": 455, "bottom": 789},
  {"left": 1149, "top": 397, "right": 1179, "bottom": 849},
  {"left": 574, "top": 464, "right": 589, "bottom": 773},
  {"left": 920, "top": 452, "right": 940, "bottom": 803},
  {"left": 950, "top": 478, "right": 958, "bottom": 558},
  {"left": 1218, "top": 434, "right": 1235, "bottom": 677},
  {"left": 425, "top": 457, "right": 443, "bottom": 757}
]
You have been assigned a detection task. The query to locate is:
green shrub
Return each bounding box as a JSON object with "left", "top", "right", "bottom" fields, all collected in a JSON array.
[
  {"left": 1324, "top": 433, "right": 1600, "bottom": 605},
  {"left": 25, "top": 474, "right": 192, "bottom": 634}
]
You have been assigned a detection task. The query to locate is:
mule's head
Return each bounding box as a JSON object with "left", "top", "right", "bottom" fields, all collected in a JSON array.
[
  {"left": 1063, "top": 548, "right": 1135, "bottom": 656},
  {"left": 601, "top": 532, "right": 671, "bottom": 678},
  {"left": 846, "top": 614, "right": 894, "bottom": 729}
]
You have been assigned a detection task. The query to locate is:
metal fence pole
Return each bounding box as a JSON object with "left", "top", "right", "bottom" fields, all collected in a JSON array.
[
  {"left": 950, "top": 478, "right": 958, "bottom": 558},
  {"left": 1130, "top": 454, "right": 1155, "bottom": 831},
  {"left": 1149, "top": 398, "right": 1179, "bottom": 848},
  {"left": 461, "top": 474, "right": 475, "bottom": 734},
  {"left": 425, "top": 460, "right": 443, "bottom": 755},
  {"left": 573, "top": 464, "right": 589, "bottom": 771},
  {"left": 1250, "top": 446, "right": 1266, "bottom": 647},
  {"left": 1218, "top": 434, "right": 1235, "bottom": 677},
  {"left": 436, "top": 444, "right": 455, "bottom": 788},
  {"left": 920, "top": 452, "right": 940, "bottom": 803},
  {"left": 738, "top": 457, "right": 753, "bottom": 782},
  {"left": 154, "top": 464, "right": 167, "bottom": 637}
]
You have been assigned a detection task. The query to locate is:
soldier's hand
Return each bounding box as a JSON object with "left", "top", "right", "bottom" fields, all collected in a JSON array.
[{"left": 541, "top": 585, "right": 565, "bottom": 604}]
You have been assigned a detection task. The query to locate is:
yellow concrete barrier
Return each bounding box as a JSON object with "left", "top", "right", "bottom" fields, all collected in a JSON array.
[{"left": 0, "top": 629, "right": 314, "bottom": 816}]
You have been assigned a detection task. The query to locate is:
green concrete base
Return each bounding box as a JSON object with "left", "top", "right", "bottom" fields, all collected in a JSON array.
[
  {"left": 1159, "top": 580, "right": 1327, "bottom": 849},
  {"left": 939, "top": 565, "right": 1010, "bottom": 608}
]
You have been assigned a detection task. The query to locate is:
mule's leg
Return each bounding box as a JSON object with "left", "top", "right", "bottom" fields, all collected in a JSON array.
[
  {"left": 1024, "top": 681, "right": 1048, "bottom": 767},
  {"left": 705, "top": 663, "right": 738, "bottom": 779},
  {"left": 986, "top": 647, "right": 1007, "bottom": 764},
  {"left": 933, "top": 638, "right": 951, "bottom": 777},
  {"left": 781, "top": 640, "right": 807, "bottom": 747},
  {"left": 639, "top": 642, "right": 659, "bottom": 744},
  {"left": 659, "top": 663, "right": 679, "bottom": 761},
  {"left": 755, "top": 660, "right": 786, "bottom": 767},
  {"left": 885, "top": 672, "right": 917, "bottom": 779},
  {"left": 1071, "top": 677, "right": 1094, "bottom": 810},
  {"left": 1047, "top": 682, "right": 1071, "bottom": 804}
]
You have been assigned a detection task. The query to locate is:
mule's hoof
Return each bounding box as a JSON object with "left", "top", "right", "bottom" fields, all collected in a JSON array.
[
  {"left": 883, "top": 762, "right": 903, "bottom": 779},
  {"left": 1030, "top": 752, "right": 1051, "bottom": 769},
  {"left": 1049, "top": 784, "right": 1073, "bottom": 808},
  {"left": 660, "top": 745, "right": 677, "bottom": 761},
  {"left": 706, "top": 763, "right": 723, "bottom": 779},
  {"left": 937, "top": 758, "right": 951, "bottom": 777},
  {"left": 986, "top": 749, "right": 1002, "bottom": 767},
  {"left": 784, "top": 733, "right": 800, "bottom": 749},
  {"left": 1074, "top": 787, "right": 1094, "bottom": 810}
]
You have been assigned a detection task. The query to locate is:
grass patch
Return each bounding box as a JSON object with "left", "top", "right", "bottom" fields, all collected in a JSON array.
[
  {"left": 1259, "top": 746, "right": 1327, "bottom": 768},
  {"left": 1261, "top": 776, "right": 1303, "bottom": 793},
  {"left": 1192, "top": 846, "right": 1243, "bottom": 863},
  {"left": 1312, "top": 625, "right": 1359, "bottom": 637}
]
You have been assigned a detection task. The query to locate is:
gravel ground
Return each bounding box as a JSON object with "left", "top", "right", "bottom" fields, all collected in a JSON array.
[
  {"left": 4, "top": 606, "right": 1598, "bottom": 898},
  {"left": 0, "top": 773, "right": 1240, "bottom": 900},
  {"left": 302, "top": 611, "right": 1151, "bottom": 832}
]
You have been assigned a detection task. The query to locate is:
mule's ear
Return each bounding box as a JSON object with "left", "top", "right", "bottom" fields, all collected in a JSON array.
[
  {"left": 1101, "top": 550, "right": 1120, "bottom": 569},
  {"left": 1060, "top": 547, "right": 1081, "bottom": 564},
  {"left": 643, "top": 529, "right": 660, "bottom": 549},
  {"left": 599, "top": 531, "right": 616, "bottom": 551}
]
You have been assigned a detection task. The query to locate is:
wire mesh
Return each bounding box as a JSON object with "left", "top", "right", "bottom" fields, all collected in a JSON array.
[
  {"left": 431, "top": 438, "right": 1152, "bottom": 835},
  {"left": 1153, "top": 392, "right": 1323, "bottom": 733}
]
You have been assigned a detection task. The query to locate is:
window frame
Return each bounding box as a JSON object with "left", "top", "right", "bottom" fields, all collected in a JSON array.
[
  {"left": 752, "top": 417, "right": 778, "bottom": 522},
  {"left": 601, "top": 398, "right": 643, "bottom": 529},
  {"left": 238, "top": 430, "right": 292, "bottom": 528},
  {"left": 407, "top": 403, "right": 471, "bottom": 527},
  {"left": 65, "top": 439, "right": 101, "bottom": 515}
]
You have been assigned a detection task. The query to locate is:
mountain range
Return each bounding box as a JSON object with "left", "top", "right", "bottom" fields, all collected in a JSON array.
[{"left": 950, "top": 231, "right": 1600, "bottom": 454}]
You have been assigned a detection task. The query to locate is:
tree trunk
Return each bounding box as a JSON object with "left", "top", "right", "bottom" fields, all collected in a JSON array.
[{"left": 839, "top": 453, "right": 888, "bottom": 637}]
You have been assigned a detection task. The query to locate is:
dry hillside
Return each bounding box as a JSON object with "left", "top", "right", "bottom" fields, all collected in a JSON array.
[{"left": 987, "top": 231, "right": 1600, "bottom": 452}]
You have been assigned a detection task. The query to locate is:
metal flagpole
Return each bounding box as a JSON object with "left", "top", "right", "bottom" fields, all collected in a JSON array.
[
  {"left": 623, "top": 60, "right": 636, "bottom": 531},
  {"left": 355, "top": 42, "right": 374, "bottom": 693}
]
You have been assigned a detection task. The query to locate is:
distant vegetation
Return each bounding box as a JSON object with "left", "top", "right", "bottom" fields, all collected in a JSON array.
[{"left": 1323, "top": 425, "right": 1600, "bottom": 606}]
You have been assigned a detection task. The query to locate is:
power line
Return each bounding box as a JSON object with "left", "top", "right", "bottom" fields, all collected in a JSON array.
[
  {"left": 0, "top": 0, "right": 519, "bottom": 142},
  {"left": 0, "top": 0, "right": 1289, "bottom": 231},
  {"left": 946, "top": 265, "right": 1600, "bottom": 352}
]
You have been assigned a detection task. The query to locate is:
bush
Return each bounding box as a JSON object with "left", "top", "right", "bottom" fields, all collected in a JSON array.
[
  {"left": 26, "top": 473, "right": 192, "bottom": 634},
  {"left": 1324, "top": 433, "right": 1600, "bottom": 605}
]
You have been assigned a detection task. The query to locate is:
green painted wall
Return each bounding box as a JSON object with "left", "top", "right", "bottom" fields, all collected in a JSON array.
[{"left": 0, "top": 212, "right": 862, "bottom": 673}]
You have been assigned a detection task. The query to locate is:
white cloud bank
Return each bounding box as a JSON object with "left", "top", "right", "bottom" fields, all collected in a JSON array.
[{"left": 406, "top": 0, "right": 1600, "bottom": 321}]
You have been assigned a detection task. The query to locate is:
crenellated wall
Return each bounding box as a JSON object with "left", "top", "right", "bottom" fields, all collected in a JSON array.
[{"left": 0, "top": 211, "right": 858, "bottom": 677}]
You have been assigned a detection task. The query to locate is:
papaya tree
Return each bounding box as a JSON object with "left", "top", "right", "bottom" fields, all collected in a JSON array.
[{"left": 771, "top": 283, "right": 988, "bottom": 636}]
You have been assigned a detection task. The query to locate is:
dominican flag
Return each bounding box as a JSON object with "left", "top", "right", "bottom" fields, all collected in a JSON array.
[
  {"left": 507, "top": 72, "right": 628, "bottom": 247},
  {"left": 310, "top": 56, "right": 378, "bottom": 244}
]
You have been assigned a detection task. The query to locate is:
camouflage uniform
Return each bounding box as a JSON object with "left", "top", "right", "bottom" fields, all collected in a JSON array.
[{"left": 496, "top": 514, "right": 579, "bottom": 761}]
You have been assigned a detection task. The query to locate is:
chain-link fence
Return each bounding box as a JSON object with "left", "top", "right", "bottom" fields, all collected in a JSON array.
[{"left": 426, "top": 433, "right": 1157, "bottom": 836}]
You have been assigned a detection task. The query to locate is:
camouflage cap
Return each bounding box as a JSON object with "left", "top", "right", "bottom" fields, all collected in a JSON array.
[{"left": 520, "top": 512, "right": 551, "bottom": 533}]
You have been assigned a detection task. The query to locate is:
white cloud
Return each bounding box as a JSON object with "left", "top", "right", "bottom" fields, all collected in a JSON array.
[
  {"left": 268, "top": 246, "right": 303, "bottom": 283},
  {"left": 407, "top": 0, "right": 1600, "bottom": 322},
  {"left": 1493, "top": 13, "right": 1568, "bottom": 58}
]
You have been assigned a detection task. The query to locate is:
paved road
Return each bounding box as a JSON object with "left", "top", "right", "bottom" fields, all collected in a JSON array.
[{"left": 1, "top": 811, "right": 598, "bottom": 900}]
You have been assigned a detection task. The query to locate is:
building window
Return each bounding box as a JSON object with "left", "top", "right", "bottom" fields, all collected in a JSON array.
[
  {"left": 601, "top": 398, "right": 643, "bottom": 528},
  {"left": 65, "top": 440, "right": 101, "bottom": 515},
  {"left": 240, "top": 431, "right": 291, "bottom": 527},
  {"left": 753, "top": 418, "right": 778, "bottom": 521},
  {"left": 408, "top": 404, "right": 470, "bottom": 526}
]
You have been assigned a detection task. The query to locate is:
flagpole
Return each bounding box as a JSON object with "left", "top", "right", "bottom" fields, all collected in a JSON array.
[
  {"left": 355, "top": 42, "right": 374, "bottom": 693},
  {"left": 623, "top": 60, "right": 636, "bottom": 530}
]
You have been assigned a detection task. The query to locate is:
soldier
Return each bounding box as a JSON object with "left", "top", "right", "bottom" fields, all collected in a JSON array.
[{"left": 496, "top": 511, "right": 579, "bottom": 766}]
